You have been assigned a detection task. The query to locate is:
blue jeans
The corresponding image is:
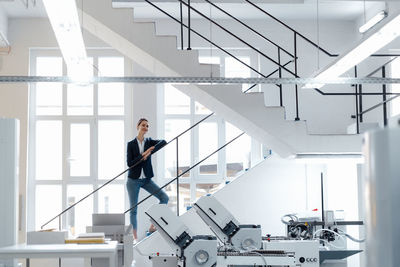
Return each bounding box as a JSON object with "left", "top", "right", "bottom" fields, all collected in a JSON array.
[{"left": 126, "top": 178, "right": 169, "bottom": 230}]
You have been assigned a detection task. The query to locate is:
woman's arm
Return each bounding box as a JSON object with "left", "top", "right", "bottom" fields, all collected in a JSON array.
[
  {"left": 147, "top": 138, "right": 167, "bottom": 154},
  {"left": 126, "top": 141, "right": 144, "bottom": 167}
]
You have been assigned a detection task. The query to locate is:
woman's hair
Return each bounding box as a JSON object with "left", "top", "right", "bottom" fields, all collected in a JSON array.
[{"left": 137, "top": 118, "right": 148, "bottom": 127}]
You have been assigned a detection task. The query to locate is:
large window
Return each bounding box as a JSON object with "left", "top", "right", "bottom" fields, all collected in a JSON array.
[
  {"left": 28, "top": 50, "right": 129, "bottom": 234},
  {"left": 162, "top": 75, "right": 256, "bottom": 213}
]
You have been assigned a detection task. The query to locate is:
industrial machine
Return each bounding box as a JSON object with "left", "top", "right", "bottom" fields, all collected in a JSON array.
[
  {"left": 146, "top": 204, "right": 296, "bottom": 267},
  {"left": 194, "top": 194, "right": 262, "bottom": 250},
  {"left": 194, "top": 195, "right": 319, "bottom": 266}
]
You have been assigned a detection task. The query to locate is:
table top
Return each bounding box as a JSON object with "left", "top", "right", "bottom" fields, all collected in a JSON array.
[{"left": 0, "top": 241, "right": 118, "bottom": 255}]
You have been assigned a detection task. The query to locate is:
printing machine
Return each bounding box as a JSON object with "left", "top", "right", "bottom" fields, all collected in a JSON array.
[
  {"left": 145, "top": 204, "right": 297, "bottom": 267},
  {"left": 194, "top": 195, "right": 320, "bottom": 266}
]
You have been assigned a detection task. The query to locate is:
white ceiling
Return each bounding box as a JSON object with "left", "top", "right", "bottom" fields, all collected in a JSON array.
[{"left": 0, "top": 0, "right": 387, "bottom": 21}]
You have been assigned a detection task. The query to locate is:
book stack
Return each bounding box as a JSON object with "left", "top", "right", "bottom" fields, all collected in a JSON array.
[{"left": 65, "top": 232, "right": 105, "bottom": 244}]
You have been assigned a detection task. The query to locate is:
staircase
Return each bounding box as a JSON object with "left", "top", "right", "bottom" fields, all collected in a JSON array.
[{"left": 77, "top": 0, "right": 362, "bottom": 157}]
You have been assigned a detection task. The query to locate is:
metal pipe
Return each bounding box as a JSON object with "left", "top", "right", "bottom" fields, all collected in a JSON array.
[
  {"left": 355, "top": 66, "right": 360, "bottom": 134},
  {"left": 176, "top": 139, "right": 180, "bottom": 216},
  {"left": 382, "top": 67, "right": 388, "bottom": 126},
  {"left": 187, "top": 0, "right": 191, "bottom": 50},
  {"left": 278, "top": 47, "right": 283, "bottom": 107},
  {"left": 359, "top": 84, "right": 363, "bottom": 123},
  {"left": 294, "top": 33, "right": 300, "bottom": 120},
  {"left": 180, "top": 1, "right": 184, "bottom": 50}
]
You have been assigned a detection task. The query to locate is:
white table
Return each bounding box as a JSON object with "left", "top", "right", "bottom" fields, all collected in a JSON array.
[{"left": 0, "top": 241, "right": 118, "bottom": 267}]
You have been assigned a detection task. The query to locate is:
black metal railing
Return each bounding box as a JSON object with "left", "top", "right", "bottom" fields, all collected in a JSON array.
[
  {"left": 124, "top": 131, "right": 245, "bottom": 217},
  {"left": 144, "top": 0, "right": 300, "bottom": 108}
]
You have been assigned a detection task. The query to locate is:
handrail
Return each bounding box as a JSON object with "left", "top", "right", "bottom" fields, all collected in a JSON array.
[
  {"left": 124, "top": 132, "right": 245, "bottom": 215},
  {"left": 204, "top": 0, "right": 294, "bottom": 59},
  {"left": 41, "top": 158, "right": 145, "bottom": 229},
  {"left": 177, "top": 0, "right": 298, "bottom": 77},
  {"left": 244, "top": 0, "right": 337, "bottom": 57},
  {"left": 144, "top": 0, "right": 272, "bottom": 79},
  {"left": 41, "top": 111, "right": 216, "bottom": 229}
]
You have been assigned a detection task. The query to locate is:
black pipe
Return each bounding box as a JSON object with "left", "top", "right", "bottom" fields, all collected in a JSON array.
[
  {"left": 382, "top": 67, "right": 388, "bottom": 126},
  {"left": 187, "top": 0, "right": 191, "bottom": 50},
  {"left": 321, "top": 172, "right": 325, "bottom": 229},
  {"left": 359, "top": 84, "right": 363, "bottom": 123},
  {"left": 180, "top": 1, "right": 184, "bottom": 50},
  {"left": 355, "top": 84, "right": 360, "bottom": 134},
  {"left": 278, "top": 48, "right": 283, "bottom": 106},
  {"left": 294, "top": 33, "right": 300, "bottom": 120},
  {"left": 176, "top": 139, "right": 180, "bottom": 216},
  {"left": 354, "top": 66, "right": 359, "bottom": 134}
]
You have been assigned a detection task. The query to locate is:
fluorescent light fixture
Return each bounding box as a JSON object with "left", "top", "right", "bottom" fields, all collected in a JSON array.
[
  {"left": 359, "top": 11, "right": 387, "bottom": 34},
  {"left": 304, "top": 13, "right": 400, "bottom": 89},
  {"left": 42, "top": 0, "right": 91, "bottom": 82}
]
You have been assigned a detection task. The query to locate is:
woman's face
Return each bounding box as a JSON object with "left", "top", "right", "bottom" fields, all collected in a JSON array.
[{"left": 137, "top": 120, "right": 149, "bottom": 135}]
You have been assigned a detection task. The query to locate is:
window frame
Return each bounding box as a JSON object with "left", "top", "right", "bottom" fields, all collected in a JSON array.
[{"left": 28, "top": 49, "right": 131, "bottom": 232}]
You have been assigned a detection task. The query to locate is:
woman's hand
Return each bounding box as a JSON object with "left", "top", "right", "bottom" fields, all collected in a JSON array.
[{"left": 142, "top": 146, "right": 155, "bottom": 160}]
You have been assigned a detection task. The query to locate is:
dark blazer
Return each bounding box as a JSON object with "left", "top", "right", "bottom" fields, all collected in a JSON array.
[{"left": 127, "top": 137, "right": 166, "bottom": 179}]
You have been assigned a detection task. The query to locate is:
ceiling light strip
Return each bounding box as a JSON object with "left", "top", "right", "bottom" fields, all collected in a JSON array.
[{"left": 305, "top": 12, "right": 400, "bottom": 89}]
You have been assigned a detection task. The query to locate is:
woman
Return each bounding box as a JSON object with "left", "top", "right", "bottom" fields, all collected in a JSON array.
[{"left": 126, "top": 118, "right": 169, "bottom": 240}]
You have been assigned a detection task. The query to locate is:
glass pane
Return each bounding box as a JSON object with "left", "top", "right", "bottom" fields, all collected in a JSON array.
[
  {"left": 196, "top": 183, "right": 221, "bottom": 201},
  {"left": 165, "top": 183, "right": 191, "bottom": 214},
  {"left": 36, "top": 121, "right": 62, "bottom": 180},
  {"left": 67, "top": 58, "right": 93, "bottom": 115},
  {"left": 199, "top": 122, "right": 218, "bottom": 175},
  {"left": 98, "top": 57, "right": 124, "bottom": 115},
  {"left": 98, "top": 184, "right": 125, "bottom": 213},
  {"left": 225, "top": 57, "right": 251, "bottom": 92},
  {"left": 36, "top": 57, "right": 63, "bottom": 115},
  {"left": 67, "top": 84, "right": 94, "bottom": 115},
  {"left": 36, "top": 185, "right": 62, "bottom": 230},
  {"left": 70, "top": 124, "right": 90, "bottom": 177},
  {"left": 98, "top": 120, "right": 124, "bottom": 180},
  {"left": 164, "top": 119, "right": 191, "bottom": 178},
  {"left": 165, "top": 84, "right": 190, "bottom": 114},
  {"left": 225, "top": 122, "right": 251, "bottom": 177},
  {"left": 98, "top": 83, "right": 124, "bottom": 115},
  {"left": 99, "top": 57, "right": 124, "bottom": 77},
  {"left": 66, "top": 185, "right": 93, "bottom": 236},
  {"left": 195, "top": 102, "right": 211, "bottom": 115}
]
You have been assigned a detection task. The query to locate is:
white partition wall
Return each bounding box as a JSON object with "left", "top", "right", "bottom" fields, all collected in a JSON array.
[{"left": 0, "top": 118, "right": 19, "bottom": 266}]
